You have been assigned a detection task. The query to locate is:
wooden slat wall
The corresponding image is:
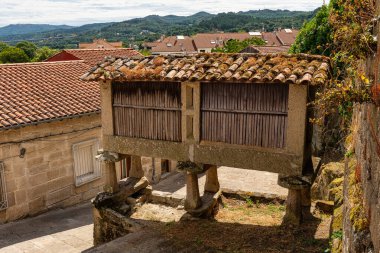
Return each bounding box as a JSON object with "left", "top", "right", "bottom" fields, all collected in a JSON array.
[
  {"left": 113, "top": 82, "right": 182, "bottom": 142},
  {"left": 201, "top": 83, "right": 289, "bottom": 149}
]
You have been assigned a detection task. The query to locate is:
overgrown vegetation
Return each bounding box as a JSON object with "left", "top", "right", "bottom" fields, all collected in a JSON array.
[{"left": 293, "top": 0, "right": 376, "bottom": 149}]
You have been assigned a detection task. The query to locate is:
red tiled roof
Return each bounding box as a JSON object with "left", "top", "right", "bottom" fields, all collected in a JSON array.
[
  {"left": 262, "top": 32, "right": 282, "bottom": 46},
  {"left": 0, "top": 61, "right": 100, "bottom": 130},
  {"left": 275, "top": 30, "right": 299, "bottom": 46},
  {"left": 193, "top": 33, "right": 252, "bottom": 49},
  {"left": 82, "top": 53, "right": 330, "bottom": 86},
  {"left": 47, "top": 48, "right": 142, "bottom": 67},
  {"left": 151, "top": 36, "right": 197, "bottom": 54},
  {"left": 240, "top": 46, "right": 290, "bottom": 54},
  {"left": 79, "top": 39, "right": 123, "bottom": 49}
]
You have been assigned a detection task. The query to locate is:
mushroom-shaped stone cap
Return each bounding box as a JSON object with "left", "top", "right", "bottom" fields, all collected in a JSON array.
[
  {"left": 278, "top": 175, "right": 311, "bottom": 190},
  {"left": 176, "top": 161, "right": 205, "bottom": 174}
]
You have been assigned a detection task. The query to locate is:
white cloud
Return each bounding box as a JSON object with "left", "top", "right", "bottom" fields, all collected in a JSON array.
[{"left": 0, "top": 0, "right": 329, "bottom": 27}]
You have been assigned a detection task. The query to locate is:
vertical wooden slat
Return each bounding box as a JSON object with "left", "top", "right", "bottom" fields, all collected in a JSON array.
[
  {"left": 201, "top": 82, "right": 289, "bottom": 149},
  {"left": 112, "top": 82, "right": 182, "bottom": 142}
]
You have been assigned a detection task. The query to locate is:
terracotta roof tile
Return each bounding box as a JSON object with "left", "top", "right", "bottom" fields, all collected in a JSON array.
[
  {"left": 151, "top": 36, "right": 197, "bottom": 54},
  {"left": 47, "top": 48, "right": 142, "bottom": 67},
  {"left": 0, "top": 61, "right": 100, "bottom": 130},
  {"left": 82, "top": 53, "right": 330, "bottom": 86}
]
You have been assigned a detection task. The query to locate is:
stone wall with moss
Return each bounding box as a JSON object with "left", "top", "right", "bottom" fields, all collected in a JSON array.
[{"left": 343, "top": 104, "right": 380, "bottom": 252}]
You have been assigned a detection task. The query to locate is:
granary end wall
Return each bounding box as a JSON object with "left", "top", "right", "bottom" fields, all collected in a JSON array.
[{"left": 0, "top": 113, "right": 115, "bottom": 223}]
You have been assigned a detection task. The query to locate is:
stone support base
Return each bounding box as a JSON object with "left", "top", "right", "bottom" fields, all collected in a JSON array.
[
  {"left": 278, "top": 175, "right": 311, "bottom": 226},
  {"left": 129, "top": 155, "right": 144, "bottom": 178},
  {"left": 283, "top": 189, "right": 302, "bottom": 225},
  {"left": 204, "top": 165, "right": 220, "bottom": 193},
  {"left": 105, "top": 162, "right": 119, "bottom": 193},
  {"left": 184, "top": 172, "right": 202, "bottom": 210}
]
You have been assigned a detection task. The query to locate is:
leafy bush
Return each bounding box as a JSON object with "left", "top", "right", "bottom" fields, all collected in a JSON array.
[{"left": 0, "top": 47, "right": 29, "bottom": 63}]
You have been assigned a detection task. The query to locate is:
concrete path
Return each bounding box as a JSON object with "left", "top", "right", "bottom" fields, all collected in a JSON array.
[
  {"left": 0, "top": 203, "right": 93, "bottom": 253},
  {"left": 151, "top": 167, "right": 288, "bottom": 206}
]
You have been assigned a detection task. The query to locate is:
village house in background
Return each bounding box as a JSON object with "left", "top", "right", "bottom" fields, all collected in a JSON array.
[
  {"left": 46, "top": 48, "right": 142, "bottom": 66},
  {"left": 0, "top": 60, "right": 112, "bottom": 223},
  {"left": 145, "top": 36, "right": 197, "bottom": 56},
  {"left": 145, "top": 29, "right": 298, "bottom": 55},
  {"left": 79, "top": 39, "right": 123, "bottom": 49}
]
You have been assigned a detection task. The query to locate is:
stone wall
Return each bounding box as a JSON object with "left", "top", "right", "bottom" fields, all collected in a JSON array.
[
  {"left": 344, "top": 104, "right": 380, "bottom": 252},
  {"left": 0, "top": 114, "right": 113, "bottom": 223}
]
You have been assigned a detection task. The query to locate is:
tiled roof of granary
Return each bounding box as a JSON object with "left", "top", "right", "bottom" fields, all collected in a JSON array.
[{"left": 81, "top": 53, "right": 330, "bottom": 86}]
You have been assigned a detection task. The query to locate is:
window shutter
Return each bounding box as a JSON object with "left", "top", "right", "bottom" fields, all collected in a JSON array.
[{"left": 72, "top": 139, "right": 101, "bottom": 187}]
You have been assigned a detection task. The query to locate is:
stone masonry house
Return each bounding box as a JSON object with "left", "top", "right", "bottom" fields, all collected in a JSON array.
[
  {"left": 82, "top": 53, "right": 330, "bottom": 225},
  {"left": 46, "top": 48, "right": 142, "bottom": 66},
  {"left": 0, "top": 60, "right": 116, "bottom": 223}
]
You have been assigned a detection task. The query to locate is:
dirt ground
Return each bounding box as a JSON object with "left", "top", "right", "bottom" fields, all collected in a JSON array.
[
  {"left": 89, "top": 196, "right": 331, "bottom": 253},
  {"left": 153, "top": 197, "right": 331, "bottom": 253}
]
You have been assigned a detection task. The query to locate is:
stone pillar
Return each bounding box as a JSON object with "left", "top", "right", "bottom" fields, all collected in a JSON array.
[
  {"left": 301, "top": 187, "right": 312, "bottom": 219},
  {"left": 204, "top": 165, "right": 220, "bottom": 193},
  {"left": 129, "top": 155, "right": 144, "bottom": 178},
  {"left": 283, "top": 189, "right": 302, "bottom": 225},
  {"left": 105, "top": 162, "right": 119, "bottom": 193},
  {"left": 92, "top": 206, "right": 103, "bottom": 246},
  {"left": 185, "top": 171, "right": 202, "bottom": 210},
  {"left": 278, "top": 175, "right": 311, "bottom": 226}
]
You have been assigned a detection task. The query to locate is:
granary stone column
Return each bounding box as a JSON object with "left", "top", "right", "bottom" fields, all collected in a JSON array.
[
  {"left": 278, "top": 175, "right": 311, "bottom": 226},
  {"left": 177, "top": 161, "right": 204, "bottom": 211},
  {"left": 204, "top": 165, "right": 220, "bottom": 193},
  {"left": 185, "top": 172, "right": 202, "bottom": 210},
  {"left": 129, "top": 155, "right": 144, "bottom": 178},
  {"left": 106, "top": 162, "right": 119, "bottom": 193}
]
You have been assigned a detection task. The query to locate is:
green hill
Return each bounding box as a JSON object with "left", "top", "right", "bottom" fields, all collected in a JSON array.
[
  {"left": 0, "top": 9, "right": 317, "bottom": 49},
  {"left": 0, "top": 24, "right": 73, "bottom": 36}
]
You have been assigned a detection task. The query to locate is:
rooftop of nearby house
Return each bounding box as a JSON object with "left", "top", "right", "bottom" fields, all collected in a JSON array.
[
  {"left": 240, "top": 45, "right": 291, "bottom": 54},
  {"left": 147, "top": 29, "right": 299, "bottom": 54},
  {"left": 81, "top": 53, "right": 330, "bottom": 86},
  {"left": 192, "top": 33, "right": 253, "bottom": 49},
  {"left": 275, "top": 29, "right": 299, "bottom": 46},
  {"left": 151, "top": 36, "right": 197, "bottom": 54},
  {"left": 79, "top": 39, "right": 123, "bottom": 49},
  {"left": 0, "top": 61, "right": 100, "bottom": 130},
  {"left": 46, "top": 48, "right": 142, "bottom": 67}
]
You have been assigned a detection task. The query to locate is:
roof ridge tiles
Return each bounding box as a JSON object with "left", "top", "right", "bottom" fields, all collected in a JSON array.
[
  {"left": 0, "top": 60, "right": 86, "bottom": 67},
  {"left": 81, "top": 53, "right": 330, "bottom": 86},
  {"left": 65, "top": 48, "right": 134, "bottom": 51}
]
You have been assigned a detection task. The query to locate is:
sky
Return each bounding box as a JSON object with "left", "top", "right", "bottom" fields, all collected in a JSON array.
[{"left": 0, "top": 0, "right": 329, "bottom": 27}]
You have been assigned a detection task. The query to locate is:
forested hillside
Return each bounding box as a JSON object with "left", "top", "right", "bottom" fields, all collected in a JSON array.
[
  {"left": 0, "top": 9, "right": 317, "bottom": 49},
  {"left": 0, "top": 24, "right": 73, "bottom": 36}
]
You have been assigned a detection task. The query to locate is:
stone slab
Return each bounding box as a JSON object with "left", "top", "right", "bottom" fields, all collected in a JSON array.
[{"left": 151, "top": 167, "right": 289, "bottom": 206}]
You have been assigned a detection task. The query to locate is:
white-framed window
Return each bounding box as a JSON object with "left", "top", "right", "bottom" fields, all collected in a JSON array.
[
  {"left": 0, "top": 162, "right": 8, "bottom": 211},
  {"left": 72, "top": 139, "right": 101, "bottom": 187}
]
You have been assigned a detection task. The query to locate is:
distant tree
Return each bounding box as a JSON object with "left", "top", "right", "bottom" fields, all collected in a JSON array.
[
  {"left": 139, "top": 49, "right": 151, "bottom": 56},
  {"left": 212, "top": 37, "right": 266, "bottom": 53},
  {"left": 0, "top": 42, "right": 8, "bottom": 52},
  {"left": 32, "top": 47, "right": 59, "bottom": 62},
  {"left": 16, "top": 41, "right": 38, "bottom": 59},
  {"left": 0, "top": 47, "right": 29, "bottom": 63},
  {"left": 290, "top": 5, "right": 332, "bottom": 56}
]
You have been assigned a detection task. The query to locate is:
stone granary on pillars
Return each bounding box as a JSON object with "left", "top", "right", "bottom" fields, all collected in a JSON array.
[{"left": 82, "top": 53, "right": 330, "bottom": 225}]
